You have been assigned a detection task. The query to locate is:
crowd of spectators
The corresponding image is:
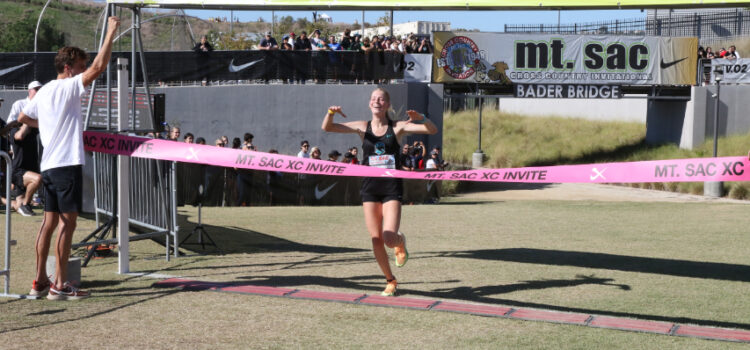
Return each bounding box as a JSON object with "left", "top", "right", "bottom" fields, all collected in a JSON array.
[
  {"left": 698, "top": 45, "right": 741, "bottom": 60},
  {"left": 257, "top": 29, "right": 434, "bottom": 54},
  {"left": 165, "top": 127, "right": 447, "bottom": 171}
]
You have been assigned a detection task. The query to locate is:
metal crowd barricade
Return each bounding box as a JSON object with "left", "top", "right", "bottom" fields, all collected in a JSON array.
[
  {"left": 75, "top": 152, "right": 176, "bottom": 260},
  {"left": 0, "top": 151, "right": 20, "bottom": 298}
]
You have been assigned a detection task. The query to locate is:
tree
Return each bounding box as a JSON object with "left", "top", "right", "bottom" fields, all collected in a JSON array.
[
  {"left": 0, "top": 16, "right": 65, "bottom": 52},
  {"left": 274, "top": 15, "right": 294, "bottom": 35},
  {"left": 207, "top": 30, "right": 256, "bottom": 50},
  {"left": 376, "top": 11, "right": 391, "bottom": 27}
]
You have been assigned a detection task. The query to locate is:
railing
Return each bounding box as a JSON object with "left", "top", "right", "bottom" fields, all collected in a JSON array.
[
  {"left": 0, "top": 152, "right": 16, "bottom": 298},
  {"left": 0, "top": 50, "right": 407, "bottom": 87},
  {"left": 506, "top": 9, "right": 750, "bottom": 44}
]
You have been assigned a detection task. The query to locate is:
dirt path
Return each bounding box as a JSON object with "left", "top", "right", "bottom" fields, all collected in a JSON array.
[{"left": 456, "top": 182, "right": 749, "bottom": 203}]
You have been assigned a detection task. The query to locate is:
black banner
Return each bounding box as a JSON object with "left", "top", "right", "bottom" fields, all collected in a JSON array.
[
  {"left": 0, "top": 50, "right": 406, "bottom": 85},
  {"left": 175, "top": 163, "right": 440, "bottom": 207}
]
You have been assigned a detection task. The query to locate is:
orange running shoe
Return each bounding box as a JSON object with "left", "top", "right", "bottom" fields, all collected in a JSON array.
[
  {"left": 381, "top": 278, "right": 398, "bottom": 296},
  {"left": 394, "top": 231, "right": 409, "bottom": 267}
]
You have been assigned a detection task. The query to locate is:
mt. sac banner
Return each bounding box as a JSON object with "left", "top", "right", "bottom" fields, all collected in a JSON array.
[{"left": 432, "top": 32, "right": 697, "bottom": 86}]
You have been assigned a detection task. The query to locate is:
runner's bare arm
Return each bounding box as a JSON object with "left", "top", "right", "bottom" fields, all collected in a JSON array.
[
  {"left": 321, "top": 106, "right": 366, "bottom": 137},
  {"left": 82, "top": 17, "right": 120, "bottom": 88},
  {"left": 17, "top": 112, "right": 38, "bottom": 129},
  {"left": 398, "top": 110, "right": 437, "bottom": 136}
]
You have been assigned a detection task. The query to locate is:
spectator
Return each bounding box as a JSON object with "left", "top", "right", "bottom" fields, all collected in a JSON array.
[
  {"left": 416, "top": 38, "right": 432, "bottom": 53},
  {"left": 400, "top": 144, "right": 413, "bottom": 171},
  {"left": 295, "top": 31, "right": 312, "bottom": 51},
  {"left": 287, "top": 32, "right": 296, "bottom": 47},
  {"left": 327, "top": 149, "right": 341, "bottom": 161},
  {"left": 349, "top": 146, "right": 360, "bottom": 164},
  {"left": 168, "top": 126, "right": 181, "bottom": 141},
  {"left": 221, "top": 135, "right": 229, "bottom": 147},
  {"left": 267, "top": 149, "right": 281, "bottom": 204},
  {"left": 9, "top": 121, "right": 42, "bottom": 216},
  {"left": 311, "top": 30, "right": 325, "bottom": 50},
  {"left": 328, "top": 35, "right": 342, "bottom": 51},
  {"left": 310, "top": 146, "right": 322, "bottom": 160},
  {"left": 718, "top": 47, "right": 728, "bottom": 58},
  {"left": 280, "top": 36, "right": 293, "bottom": 50},
  {"left": 425, "top": 150, "right": 441, "bottom": 170},
  {"left": 405, "top": 34, "right": 417, "bottom": 53},
  {"left": 183, "top": 132, "right": 194, "bottom": 143},
  {"left": 377, "top": 36, "right": 386, "bottom": 51},
  {"left": 7, "top": 81, "right": 42, "bottom": 123},
  {"left": 729, "top": 45, "right": 740, "bottom": 59},
  {"left": 698, "top": 46, "right": 706, "bottom": 59},
  {"left": 232, "top": 137, "right": 241, "bottom": 149},
  {"left": 192, "top": 35, "right": 214, "bottom": 53},
  {"left": 411, "top": 140, "right": 426, "bottom": 169},
  {"left": 706, "top": 47, "right": 715, "bottom": 59},
  {"left": 383, "top": 38, "right": 394, "bottom": 51},
  {"left": 259, "top": 32, "right": 278, "bottom": 50},
  {"left": 215, "top": 138, "right": 224, "bottom": 147},
  {"left": 297, "top": 140, "right": 310, "bottom": 158},
  {"left": 361, "top": 37, "right": 373, "bottom": 52},
  {"left": 242, "top": 133, "right": 255, "bottom": 151},
  {"left": 196, "top": 137, "right": 206, "bottom": 145},
  {"left": 430, "top": 146, "right": 448, "bottom": 170},
  {"left": 342, "top": 152, "right": 354, "bottom": 163},
  {"left": 341, "top": 29, "right": 353, "bottom": 50},
  {"left": 350, "top": 34, "right": 362, "bottom": 51}
]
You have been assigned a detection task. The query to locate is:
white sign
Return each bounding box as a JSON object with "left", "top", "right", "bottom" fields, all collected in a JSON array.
[
  {"left": 404, "top": 54, "right": 432, "bottom": 83},
  {"left": 711, "top": 58, "right": 750, "bottom": 83},
  {"left": 514, "top": 84, "right": 622, "bottom": 99},
  {"left": 433, "top": 32, "right": 698, "bottom": 86}
]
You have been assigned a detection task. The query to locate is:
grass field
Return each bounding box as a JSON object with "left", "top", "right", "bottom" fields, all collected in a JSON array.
[{"left": 2, "top": 191, "right": 750, "bottom": 348}]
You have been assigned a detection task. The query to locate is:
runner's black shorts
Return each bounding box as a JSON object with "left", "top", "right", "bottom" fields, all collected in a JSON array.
[
  {"left": 42, "top": 165, "right": 82, "bottom": 213},
  {"left": 361, "top": 177, "right": 403, "bottom": 203}
]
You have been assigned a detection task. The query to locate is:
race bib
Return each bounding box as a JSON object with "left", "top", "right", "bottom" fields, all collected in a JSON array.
[{"left": 368, "top": 154, "right": 396, "bottom": 169}]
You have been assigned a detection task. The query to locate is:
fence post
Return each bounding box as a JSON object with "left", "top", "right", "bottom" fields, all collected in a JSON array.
[{"left": 738, "top": 10, "right": 743, "bottom": 37}]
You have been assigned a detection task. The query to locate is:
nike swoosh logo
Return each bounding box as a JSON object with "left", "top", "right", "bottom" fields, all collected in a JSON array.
[
  {"left": 0, "top": 62, "right": 32, "bottom": 77},
  {"left": 660, "top": 57, "right": 687, "bottom": 69},
  {"left": 228, "top": 58, "right": 263, "bottom": 73},
  {"left": 314, "top": 183, "right": 336, "bottom": 200}
]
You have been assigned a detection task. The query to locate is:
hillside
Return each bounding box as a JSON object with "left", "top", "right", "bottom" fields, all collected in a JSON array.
[{"left": 0, "top": 0, "right": 361, "bottom": 52}]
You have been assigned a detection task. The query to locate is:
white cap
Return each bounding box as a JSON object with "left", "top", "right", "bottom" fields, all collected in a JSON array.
[{"left": 28, "top": 81, "right": 42, "bottom": 90}]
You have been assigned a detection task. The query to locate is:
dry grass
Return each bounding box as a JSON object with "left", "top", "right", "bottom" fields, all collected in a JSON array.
[
  {"left": 443, "top": 109, "right": 750, "bottom": 198},
  {"left": 2, "top": 198, "right": 750, "bottom": 348}
]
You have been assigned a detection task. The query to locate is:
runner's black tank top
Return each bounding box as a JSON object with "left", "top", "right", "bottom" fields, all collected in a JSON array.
[{"left": 361, "top": 119, "right": 403, "bottom": 195}]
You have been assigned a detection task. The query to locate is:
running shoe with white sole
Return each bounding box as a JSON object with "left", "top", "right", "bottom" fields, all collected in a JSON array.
[
  {"left": 29, "top": 280, "right": 50, "bottom": 297},
  {"left": 17, "top": 204, "right": 33, "bottom": 217},
  {"left": 47, "top": 282, "right": 90, "bottom": 301},
  {"left": 381, "top": 278, "right": 398, "bottom": 297}
]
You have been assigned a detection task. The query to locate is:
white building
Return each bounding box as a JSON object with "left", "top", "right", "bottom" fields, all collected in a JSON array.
[{"left": 344, "top": 21, "right": 450, "bottom": 39}]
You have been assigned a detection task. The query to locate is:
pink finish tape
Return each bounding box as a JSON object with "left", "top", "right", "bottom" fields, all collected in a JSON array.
[{"left": 83, "top": 131, "right": 750, "bottom": 183}]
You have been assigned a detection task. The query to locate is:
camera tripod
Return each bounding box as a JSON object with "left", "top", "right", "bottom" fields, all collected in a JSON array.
[{"left": 179, "top": 185, "right": 222, "bottom": 254}]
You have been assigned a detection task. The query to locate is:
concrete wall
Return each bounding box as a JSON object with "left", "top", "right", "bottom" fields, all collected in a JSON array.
[
  {"left": 152, "top": 83, "right": 443, "bottom": 156},
  {"left": 0, "top": 90, "right": 28, "bottom": 120},
  {"left": 497, "top": 96, "right": 648, "bottom": 123},
  {"left": 645, "top": 85, "right": 750, "bottom": 149}
]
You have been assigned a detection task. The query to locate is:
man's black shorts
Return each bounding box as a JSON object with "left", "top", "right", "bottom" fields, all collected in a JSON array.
[
  {"left": 11, "top": 167, "right": 27, "bottom": 192},
  {"left": 42, "top": 165, "right": 82, "bottom": 213}
]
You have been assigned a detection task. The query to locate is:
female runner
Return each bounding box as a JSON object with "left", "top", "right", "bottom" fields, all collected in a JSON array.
[{"left": 322, "top": 88, "right": 437, "bottom": 296}]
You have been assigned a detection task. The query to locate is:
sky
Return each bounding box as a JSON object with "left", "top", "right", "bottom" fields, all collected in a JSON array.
[{"left": 182, "top": 9, "right": 646, "bottom": 32}]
